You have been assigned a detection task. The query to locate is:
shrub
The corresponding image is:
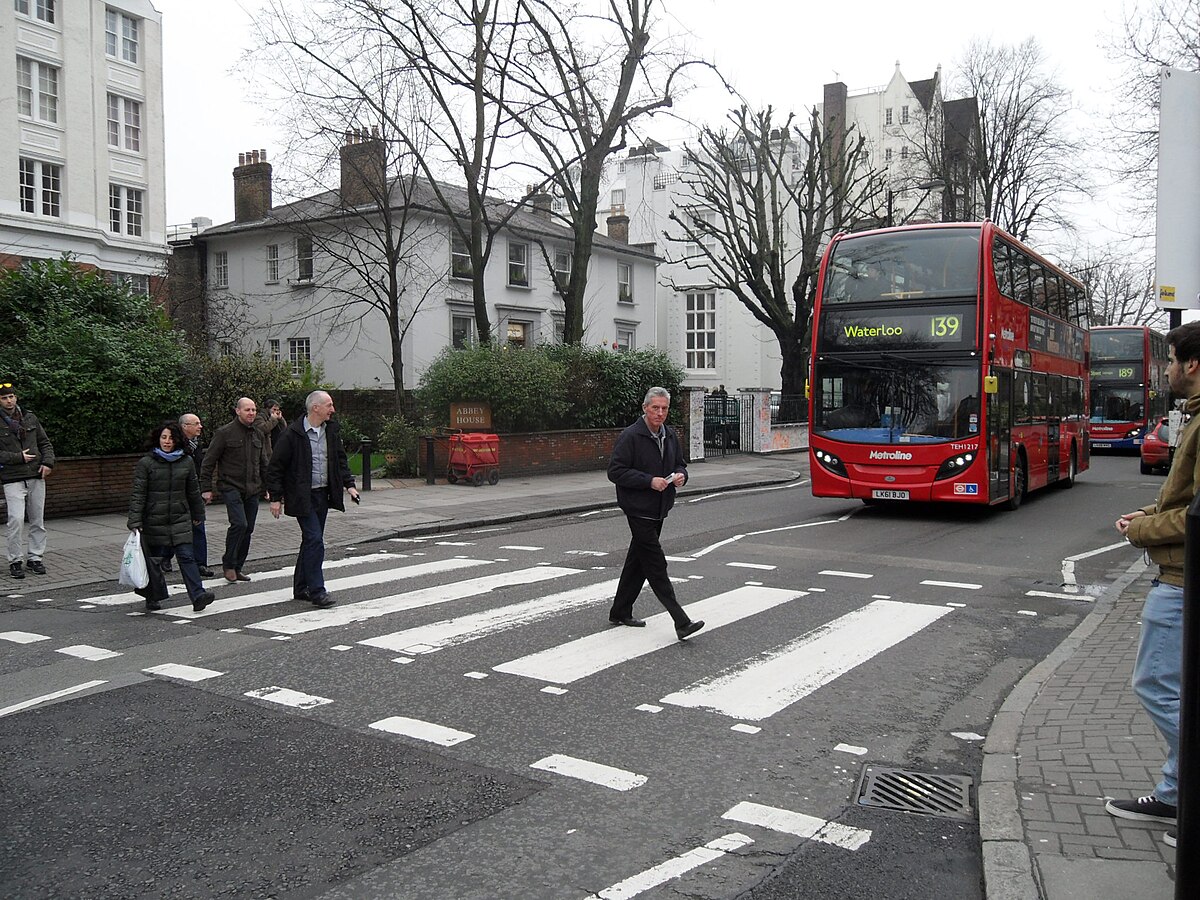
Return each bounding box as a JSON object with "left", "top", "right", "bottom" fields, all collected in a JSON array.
[
  {"left": 376, "top": 415, "right": 423, "bottom": 477},
  {"left": 545, "top": 345, "right": 685, "bottom": 428}
]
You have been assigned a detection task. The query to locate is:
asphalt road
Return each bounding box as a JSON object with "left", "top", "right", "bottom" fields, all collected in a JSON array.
[{"left": 0, "top": 453, "right": 1157, "bottom": 899}]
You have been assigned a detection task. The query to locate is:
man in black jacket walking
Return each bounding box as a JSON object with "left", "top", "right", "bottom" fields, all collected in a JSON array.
[
  {"left": 607, "top": 387, "right": 704, "bottom": 640},
  {"left": 267, "top": 390, "right": 358, "bottom": 608},
  {"left": 200, "top": 398, "right": 269, "bottom": 582}
]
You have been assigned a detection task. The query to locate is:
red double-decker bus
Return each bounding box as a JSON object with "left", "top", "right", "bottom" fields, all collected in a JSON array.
[
  {"left": 808, "top": 222, "right": 1090, "bottom": 509},
  {"left": 1088, "top": 325, "right": 1169, "bottom": 452}
]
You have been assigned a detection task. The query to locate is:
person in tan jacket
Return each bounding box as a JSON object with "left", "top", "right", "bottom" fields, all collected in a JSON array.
[{"left": 1105, "top": 321, "right": 1200, "bottom": 846}]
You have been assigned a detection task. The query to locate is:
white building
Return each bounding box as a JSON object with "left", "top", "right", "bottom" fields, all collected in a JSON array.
[
  {"left": 185, "top": 136, "right": 660, "bottom": 390},
  {"left": 1, "top": 0, "right": 167, "bottom": 291},
  {"left": 601, "top": 65, "right": 979, "bottom": 394}
]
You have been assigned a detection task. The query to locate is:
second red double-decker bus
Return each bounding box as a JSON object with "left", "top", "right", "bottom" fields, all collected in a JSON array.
[
  {"left": 808, "top": 222, "right": 1090, "bottom": 509},
  {"left": 1088, "top": 325, "right": 1169, "bottom": 452}
]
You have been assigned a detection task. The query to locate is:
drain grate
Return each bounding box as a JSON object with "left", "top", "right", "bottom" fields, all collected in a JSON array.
[{"left": 855, "top": 765, "right": 974, "bottom": 821}]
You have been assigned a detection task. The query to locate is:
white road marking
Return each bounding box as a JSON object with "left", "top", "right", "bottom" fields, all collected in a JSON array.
[
  {"left": 1018, "top": 610, "right": 1038, "bottom": 617},
  {"left": 661, "top": 600, "right": 951, "bottom": 720},
  {"left": 636, "top": 704, "right": 662, "bottom": 713},
  {"left": 727, "top": 562, "right": 777, "bottom": 571},
  {"left": 1026, "top": 590, "right": 1096, "bottom": 602},
  {"left": 530, "top": 754, "right": 646, "bottom": 791},
  {"left": 249, "top": 566, "right": 583, "bottom": 635},
  {"left": 0, "top": 679, "right": 107, "bottom": 718},
  {"left": 731, "top": 724, "right": 761, "bottom": 734},
  {"left": 493, "top": 587, "right": 805, "bottom": 685},
  {"left": 369, "top": 715, "right": 474, "bottom": 746},
  {"left": 664, "top": 556, "right": 693, "bottom": 562},
  {"left": 360, "top": 579, "right": 619, "bottom": 655},
  {"left": 436, "top": 541, "right": 475, "bottom": 546},
  {"left": 330, "top": 645, "right": 352, "bottom": 651},
  {"left": 56, "top": 645, "right": 122, "bottom": 661},
  {"left": 143, "top": 663, "right": 224, "bottom": 681},
  {"left": 566, "top": 549, "right": 609, "bottom": 557},
  {"left": 946, "top": 602, "right": 967, "bottom": 608},
  {"left": 834, "top": 743, "right": 869, "bottom": 756},
  {"left": 541, "top": 686, "right": 568, "bottom": 695},
  {"left": 952, "top": 731, "right": 985, "bottom": 741},
  {"left": 591, "top": 833, "right": 754, "bottom": 899},
  {"left": 688, "top": 477, "right": 808, "bottom": 502},
  {"left": 500, "top": 545, "right": 543, "bottom": 551},
  {"left": 171, "top": 557, "right": 495, "bottom": 620},
  {"left": 1061, "top": 541, "right": 1133, "bottom": 593},
  {"left": 392, "top": 656, "right": 414, "bottom": 665},
  {"left": 0, "top": 630, "right": 50, "bottom": 644},
  {"left": 920, "top": 580, "right": 981, "bottom": 590},
  {"left": 870, "top": 593, "right": 889, "bottom": 599},
  {"left": 819, "top": 570, "right": 873, "bottom": 579},
  {"left": 464, "top": 671, "right": 488, "bottom": 679},
  {"left": 78, "top": 605, "right": 96, "bottom": 610},
  {"left": 722, "top": 801, "right": 871, "bottom": 850},
  {"left": 689, "top": 510, "right": 853, "bottom": 558},
  {"left": 243, "top": 686, "right": 332, "bottom": 709}
]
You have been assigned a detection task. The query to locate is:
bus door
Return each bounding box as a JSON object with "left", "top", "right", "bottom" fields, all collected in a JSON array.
[
  {"left": 988, "top": 368, "right": 1013, "bottom": 503},
  {"left": 1046, "top": 374, "right": 1063, "bottom": 481}
]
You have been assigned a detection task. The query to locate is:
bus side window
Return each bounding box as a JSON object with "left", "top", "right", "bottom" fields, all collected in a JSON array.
[
  {"left": 1013, "top": 253, "right": 1032, "bottom": 304},
  {"left": 1030, "top": 263, "right": 1049, "bottom": 313},
  {"left": 993, "top": 240, "right": 1014, "bottom": 298},
  {"left": 1014, "top": 370, "right": 1032, "bottom": 424}
]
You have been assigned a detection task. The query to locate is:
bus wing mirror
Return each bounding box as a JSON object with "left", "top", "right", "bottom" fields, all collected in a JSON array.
[{"left": 984, "top": 375, "right": 999, "bottom": 394}]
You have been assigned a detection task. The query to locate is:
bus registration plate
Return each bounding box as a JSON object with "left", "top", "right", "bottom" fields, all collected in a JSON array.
[
  {"left": 1092, "top": 443, "right": 1112, "bottom": 449},
  {"left": 872, "top": 489, "right": 910, "bottom": 500}
]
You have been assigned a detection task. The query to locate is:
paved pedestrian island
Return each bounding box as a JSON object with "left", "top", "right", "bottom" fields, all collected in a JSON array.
[{"left": 981, "top": 559, "right": 1176, "bottom": 900}]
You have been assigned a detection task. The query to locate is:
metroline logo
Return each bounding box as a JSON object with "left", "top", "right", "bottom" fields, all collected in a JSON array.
[{"left": 869, "top": 449, "right": 914, "bottom": 461}]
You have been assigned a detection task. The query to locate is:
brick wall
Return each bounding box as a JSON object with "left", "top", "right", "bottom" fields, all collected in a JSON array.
[
  {"left": 421, "top": 429, "right": 623, "bottom": 480},
  {"left": 0, "top": 453, "right": 142, "bottom": 522}
]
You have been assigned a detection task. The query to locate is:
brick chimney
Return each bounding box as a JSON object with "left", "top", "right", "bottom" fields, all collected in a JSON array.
[
  {"left": 525, "top": 184, "right": 552, "bottom": 220},
  {"left": 233, "top": 149, "right": 272, "bottom": 223},
  {"left": 340, "top": 126, "right": 386, "bottom": 207},
  {"left": 606, "top": 213, "right": 630, "bottom": 244}
]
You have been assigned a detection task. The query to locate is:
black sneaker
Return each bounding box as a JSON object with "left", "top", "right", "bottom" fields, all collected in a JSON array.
[
  {"left": 1165, "top": 829, "right": 1177, "bottom": 848},
  {"left": 27, "top": 560, "right": 46, "bottom": 575},
  {"left": 676, "top": 620, "right": 705, "bottom": 640},
  {"left": 309, "top": 591, "right": 335, "bottom": 609},
  {"left": 9, "top": 561, "right": 24, "bottom": 579},
  {"left": 191, "top": 591, "right": 216, "bottom": 613},
  {"left": 1105, "top": 795, "right": 1177, "bottom": 824},
  {"left": 145, "top": 599, "right": 163, "bottom": 612}
]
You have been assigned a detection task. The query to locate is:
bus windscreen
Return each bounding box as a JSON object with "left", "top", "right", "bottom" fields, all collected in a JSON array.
[{"left": 822, "top": 229, "right": 981, "bottom": 304}]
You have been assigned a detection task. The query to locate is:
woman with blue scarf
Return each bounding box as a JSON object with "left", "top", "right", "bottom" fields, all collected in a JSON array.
[{"left": 127, "top": 421, "right": 215, "bottom": 612}]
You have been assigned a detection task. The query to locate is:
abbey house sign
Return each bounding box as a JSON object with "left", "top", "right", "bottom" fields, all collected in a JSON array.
[{"left": 450, "top": 402, "right": 493, "bottom": 430}]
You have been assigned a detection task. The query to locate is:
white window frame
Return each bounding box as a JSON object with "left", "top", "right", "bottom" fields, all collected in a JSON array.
[
  {"left": 265, "top": 244, "right": 279, "bottom": 283},
  {"left": 450, "top": 232, "right": 472, "bottom": 280},
  {"left": 508, "top": 240, "right": 529, "bottom": 287},
  {"left": 108, "top": 184, "right": 143, "bottom": 236},
  {"left": 15, "top": 0, "right": 55, "bottom": 24},
  {"left": 617, "top": 263, "right": 633, "bottom": 303},
  {"left": 553, "top": 247, "right": 572, "bottom": 287},
  {"left": 505, "top": 320, "right": 530, "bottom": 349},
  {"left": 295, "top": 236, "right": 314, "bottom": 282},
  {"left": 106, "top": 94, "right": 141, "bottom": 152},
  {"left": 615, "top": 327, "right": 635, "bottom": 353},
  {"left": 19, "top": 157, "right": 61, "bottom": 217},
  {"left": 212, "top": 250, "right": 228, "bottom": 289},
  {"left": 610, "top": 188, "right": 626, "bottom": 210},
  {"left": 685, "top": 292, "right": 717, "bottom": 370},
  {"left": 901, "top": 105, "right": 910, "bottom": 124},
  {"left": 288, "top": 337, "right": 311, "bottom": 377},
  {"left": 105, "top": 8, "right": 139, "bottom": 64},
  {"left": 17, "top": 57, "right": 58, "bottom": 124},
  {"left": 268, "top": 339, "right": 280, "bottom": 363},
  {"left": 885, "top": 107, "right": 893, "bottom": 126},
  {"left": 451, "top": 313, "right": 476, "bottom": 349},
  {"left": 684, "top": 209, "right": 719, "bottom": 259}
]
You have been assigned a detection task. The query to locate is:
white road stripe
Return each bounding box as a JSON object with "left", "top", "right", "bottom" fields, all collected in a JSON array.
[
  {"left": 530, "top": 754, "right": 646, "bottom": 791},
  {"left": 1026, "top": 590, "right": 1096, "bottom": 602},
  {"left": 249, "top": 566, "right": 583, "bottom": 635},
  {"left": 819, "top": 570, "right": 873, "bottom": 579},
  {"left": 493, "top": 587, "right": 804, "bottom": 685},
  {"left": 500, "top": 545, "right": 542, "bottom": 551},
  {"left": 369, "top": 715, "right": 474, "bottom": 746},
  {"left": 592, "top": 833, "right": 754, "bottom": 899},
  {"left": 690, "top": 511, "right": 853, "bottom": 558},
  {"left": 722, "top": 801, "right": 871, "bottom": 850},
  {"left": 82, "top": 553, "right": 399, "bottom": 606},
  {"left": 143, "top": 663, "right": 224, "bottom": 681},
  {"left": 359, "top": 579, "right": 619, "bottom": 654},
  {"left": 243, "top": 686, "right": 332, "bottom": 709},
  {"left": 661, "top": 600, "right": 951, "bottom": 720},
  {"left": 56, "top": 645, "right": 122, "bottom": 661},
  {"left": 726, "top": 562, "right": 776, "bottom": 571},
  {"left": 834, "top": 743, "right": 869, "bottom": 756},
  {"left": 0, "top": 679, "right": 108, "bottom": 718},
  {"left": 920, "top": 580, "right": 982, "bottom": 590},
  {"left": 0, "top": 630, "right": 50, "bottom": 644},
  {"left": 167, "top": 557, "right": 494, "bottom": 619}
]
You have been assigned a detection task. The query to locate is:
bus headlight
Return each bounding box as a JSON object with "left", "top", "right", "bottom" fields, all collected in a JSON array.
[
  {"left": 935, "top": 451, "right": 975, "bottom": 480},
  {"left": 1126, "top": 427, "right": 1142, "bottom": 439},
  {"left": 813, "top": 448, "right": 848, "bottom": 477}
]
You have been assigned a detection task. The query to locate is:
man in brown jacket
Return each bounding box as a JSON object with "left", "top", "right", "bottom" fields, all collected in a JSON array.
[
  {"left": 199, "top": 397, "right": 269, "bottom": 582},
  {"left": 1106, "top": 321, "right": 1200, "bottom": 848}
]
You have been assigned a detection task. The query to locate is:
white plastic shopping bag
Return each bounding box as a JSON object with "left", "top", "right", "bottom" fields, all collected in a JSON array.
[{"left": 118, "top": 530, "right": 149, "bottom": 589}]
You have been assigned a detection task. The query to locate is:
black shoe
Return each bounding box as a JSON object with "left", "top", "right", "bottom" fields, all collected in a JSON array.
[
  {"left": 197, "top": 566, "right": 215, "bottom": 578},
  {"left": 145, "top": 599, "right": 163, "bottom": 612},
  {"left": 293, "top": 588, "right": 311, "bottom": 602},
  {"left": 1105, "top": 795, "right": 1177, "bottom": 824},
  {"left": 27, "top": 559, "right": 46, "bottom": 575},
  {"left": 676, "top": 620, "right": 705, "bottom": 640},
  {"left": 9, "top": 561, "right": 24, "bottom": 579},
  {"left": 192, "top": 591, "right": 216, "bottom": 612},
  {"left": 159, "top": 559, "right": 173, "bottom": 573},
  {"left": 235, "top": 571, "right": 251, "bottom": 582},
  {"left": 1165, "top": 829, "right": 1177, "bottom": 848},
  {"left": 309, "top": 591, "right": 335, "bottom": 609},
  {"left": 609, "top": 616, "right": 646, "bottom": 627}
]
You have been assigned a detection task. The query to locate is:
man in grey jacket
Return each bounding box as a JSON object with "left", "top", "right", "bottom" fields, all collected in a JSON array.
[
  {"left": 0, "top": 381, "right": 55, "bottom": 579},
  {"left": 199, "top": 397, "right": 269, "bottom": 583}
]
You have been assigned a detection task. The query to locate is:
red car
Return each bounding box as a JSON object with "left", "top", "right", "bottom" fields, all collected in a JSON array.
[{"left": 1140, "top": 416, "right": 1171, "bottom": 475}]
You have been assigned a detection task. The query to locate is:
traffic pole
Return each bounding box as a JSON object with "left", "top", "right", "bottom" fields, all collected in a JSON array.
[
  {"left": 1178, "top": 491, "right": 1200, "bottom": 897},
  {"left": 360, "top": 439, "right": 372, "bottom": 492}
]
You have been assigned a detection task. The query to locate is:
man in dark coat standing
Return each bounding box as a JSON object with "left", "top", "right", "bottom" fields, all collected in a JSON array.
[
  {"left": 266, "top": 390, "right": 358, "bottom": 609},
  {"left": 0, "top": 381, "right": 55, "bottom": 579},
  {"left": 607, "top": 386, "right": 704, "bottom": 640}
]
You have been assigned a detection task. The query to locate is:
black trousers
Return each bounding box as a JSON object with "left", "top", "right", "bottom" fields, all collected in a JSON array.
[{"left": 610, "top": 515, "right": 690, "bottom": 628}]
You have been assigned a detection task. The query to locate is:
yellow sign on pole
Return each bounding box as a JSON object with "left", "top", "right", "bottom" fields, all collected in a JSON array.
[{"left": 1160, "top": 286, "right": 1177, "bottom": 304}]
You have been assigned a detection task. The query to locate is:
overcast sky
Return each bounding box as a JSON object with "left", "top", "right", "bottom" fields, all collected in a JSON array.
[{"left": 157, "top": 0, "right": 1136, "bottom": 236}]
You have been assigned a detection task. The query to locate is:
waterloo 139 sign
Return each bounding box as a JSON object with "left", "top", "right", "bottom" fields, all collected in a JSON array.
[{"left": 450, "top": 402, "right": 492, "bottom": 430}]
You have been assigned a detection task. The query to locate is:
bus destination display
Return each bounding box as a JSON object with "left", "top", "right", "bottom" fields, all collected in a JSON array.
[
  {"left": 820, "top": 305, "right": 977, "bottom": 350},
  {"left": 1090, "top": 362, "right": 1143, "bottom": 381}
]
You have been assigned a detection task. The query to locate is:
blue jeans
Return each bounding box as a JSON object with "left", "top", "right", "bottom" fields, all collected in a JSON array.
[
  {"left": 1132, "top": 579, "right": 1183, "bottom": 805},
  {"left": 164, "top": 522, "right": 208, "bottom": 568},
  {"left": 294, "top": 488, "right": 330, "bottom": 597},
  {"left": 220, "top": 489, "right": 259, "bottom": 572},
  {"left": 150, "top": 542, "right": 205, "bottom": 602}
]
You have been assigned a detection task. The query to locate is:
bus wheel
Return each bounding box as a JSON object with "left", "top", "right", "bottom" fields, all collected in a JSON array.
[
  {"left": 1059, "top": 449, "right": 1077, "bottom": 489},
  {"left": 1005, "top": 458, "right": 1027, "bottom": 511}
]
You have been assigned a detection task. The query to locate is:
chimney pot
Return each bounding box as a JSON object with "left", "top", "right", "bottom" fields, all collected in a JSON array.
[
  {"left": 234, "top": 146, "right": 273, "bottom": 222},
  {"left": 238, "top": 152, "right": 246, "bottom": 165}
]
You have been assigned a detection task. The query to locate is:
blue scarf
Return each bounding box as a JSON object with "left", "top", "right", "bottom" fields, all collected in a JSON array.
[{"left": 154, "top": 448, "right": 185, "bottom": 462}]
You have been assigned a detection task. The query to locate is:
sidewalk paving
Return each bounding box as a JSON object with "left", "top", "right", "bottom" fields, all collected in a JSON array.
[{"left": 13, "top": 448, "right": 1181, "bottom": 899}]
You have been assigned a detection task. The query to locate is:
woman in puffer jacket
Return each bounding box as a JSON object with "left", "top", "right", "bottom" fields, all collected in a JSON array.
[{"left": 127, "top": 421, "right": 215, "bottom": 613}]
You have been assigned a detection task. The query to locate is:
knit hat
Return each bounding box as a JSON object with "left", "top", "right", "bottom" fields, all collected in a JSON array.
[{"left": 0, "top": 382, "right": 14, "bottom": 397}]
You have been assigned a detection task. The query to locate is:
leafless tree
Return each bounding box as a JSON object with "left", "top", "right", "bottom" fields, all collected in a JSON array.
[
  {"left": 663, "top": 105, "right": 886, "bottom": 399},
  {"left": 1105, "top": 0, "right": 1200, "bottom": 228},
  {"left": 1069, "top": 244, "right": 1166, "bottom": 329},
  {"left": 950, "top": 38, "right": 1090, "bottom": 242},
  {"left": 500, "top": 0, "right": 702, "bottom": 344}
]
